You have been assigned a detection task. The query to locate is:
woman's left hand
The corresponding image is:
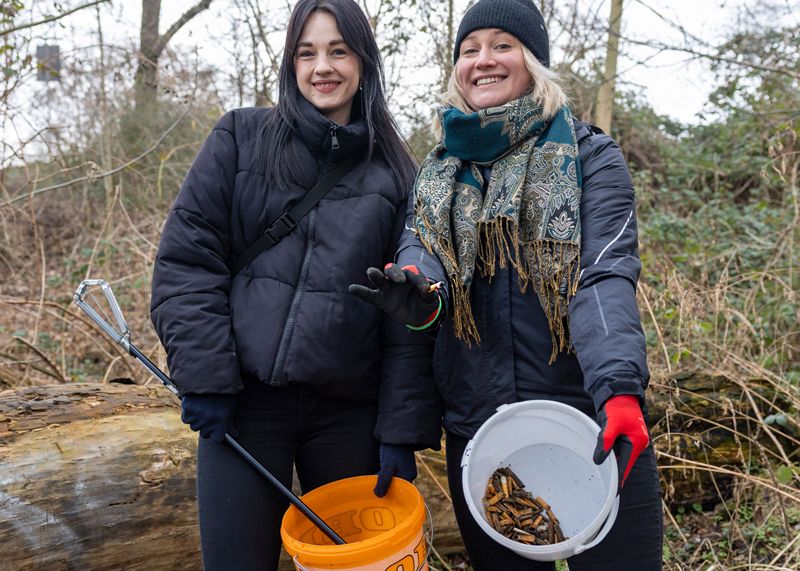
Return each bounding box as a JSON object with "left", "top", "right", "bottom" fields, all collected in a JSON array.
[
  {"left": 374, "top": 443, "right": 417, "bottom": 497},
  {"left": 592, "top": 395, "right": 650, "bottom": 489}
]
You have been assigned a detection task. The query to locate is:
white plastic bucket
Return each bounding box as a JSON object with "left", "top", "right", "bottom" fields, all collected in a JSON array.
[{"left": 461, "top": 400, "right": 620, "bottom": 561}]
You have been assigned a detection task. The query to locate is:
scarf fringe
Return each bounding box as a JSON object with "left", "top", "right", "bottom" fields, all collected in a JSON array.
[
  {"left": 478, "top": 217, "right": 581, "bottom": 363},
  {"left": 419, "top": 212, "right": 581, "bottom": 359},
  {"left": 417, "top": 213, "right": 481, "bottom": 345}
]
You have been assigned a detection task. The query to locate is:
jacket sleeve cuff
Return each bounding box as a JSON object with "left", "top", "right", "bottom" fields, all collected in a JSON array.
[
  {"left": 375, "top": 416, "right": 443, "bottom": 451},
  {"left": 589, "top": 374, "right": 646, "bottom": 412}
]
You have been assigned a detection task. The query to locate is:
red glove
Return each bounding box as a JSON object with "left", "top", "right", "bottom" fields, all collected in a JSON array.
[{"left": 592, "top": 395, "right": 649, "bottom": 489}]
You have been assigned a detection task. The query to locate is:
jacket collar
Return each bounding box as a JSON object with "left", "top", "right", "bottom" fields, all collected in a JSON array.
[{"left": 294, "top": 97, "right": 369, "bottom": 162}]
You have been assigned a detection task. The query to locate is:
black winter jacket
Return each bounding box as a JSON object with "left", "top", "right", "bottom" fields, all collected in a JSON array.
[
  {"left": 151, "top": 104, "right": 432, "bottom": 406},
  {"left": 375, "top": 120, "right": 650, "bottom": 444}
]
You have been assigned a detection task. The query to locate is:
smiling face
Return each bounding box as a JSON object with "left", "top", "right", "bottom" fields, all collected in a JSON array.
[
  {"left": 294, "top": 10, "right": 361, "bottom": 125},
  {"left": 455, "top": 28, "right": 532, "bottom": 111}
]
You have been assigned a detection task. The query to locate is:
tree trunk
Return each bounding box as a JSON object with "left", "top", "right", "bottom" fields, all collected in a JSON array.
[
  {"left": 134, "top": 0, "right": 161, "bottom": 113},
  {"left": 0, "top": 383, "right": 464, "bottom": 569},
  {"left": 133, "top": 0, "right": 213, "bottom": 113},
  {"left": 595, "top": 0, "right": 623, "bottom": 133},
  {"left": 2, "top": 373, "right": 792, "bottom": 568}
]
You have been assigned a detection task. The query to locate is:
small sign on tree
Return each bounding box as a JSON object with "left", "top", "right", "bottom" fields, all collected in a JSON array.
[{"left": 36, "top": 44, "right": 60, "bottom": 81}]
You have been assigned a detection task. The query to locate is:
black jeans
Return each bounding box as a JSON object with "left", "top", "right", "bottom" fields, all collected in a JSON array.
[
  {"left": 196, "top": 382, "right": 380, "bottom": 571},
  {"left": 446, "top": 432, "right": 663, "bottom": 571}
]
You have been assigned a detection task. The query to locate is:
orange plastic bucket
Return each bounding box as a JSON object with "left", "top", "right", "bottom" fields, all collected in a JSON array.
[{"left": 280, "top": 476, "right": 428, "bottom": 571}]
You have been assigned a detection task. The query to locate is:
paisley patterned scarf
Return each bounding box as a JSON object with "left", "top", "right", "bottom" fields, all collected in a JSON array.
[{"left": 414, "top": 95, "right": 582, "bottom": 360}]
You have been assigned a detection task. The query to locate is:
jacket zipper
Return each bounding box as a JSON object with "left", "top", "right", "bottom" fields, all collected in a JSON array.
[
  {"left": 330, "top": 124, "right": 340, "bottom": 150},
  {"left": 270, "top": 208, "right": 318, "bottom": 385}
]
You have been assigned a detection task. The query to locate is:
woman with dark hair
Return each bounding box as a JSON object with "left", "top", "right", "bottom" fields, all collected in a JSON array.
[
  {"left": 149, "top": 1, "right": 425, "bottom": 569},
  {"left": 352, "top": 0, "right": 663, "bottom": 569}
]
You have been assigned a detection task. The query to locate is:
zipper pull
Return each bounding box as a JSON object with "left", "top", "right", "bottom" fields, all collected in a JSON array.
[{"left": 330, "top": 125, "right": 340, "bottom": 150}]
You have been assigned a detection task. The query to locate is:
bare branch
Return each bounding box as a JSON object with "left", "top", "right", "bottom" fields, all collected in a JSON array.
[
  {"left": 0, "top": 0, "right": 111, "bottom": 36},
  {"left": 153, "top": 0, "right": 213, "bottom": 57},
  {"left": 1, "top": 104, "right": 193, "bottom": 208},
  {"left": 621, "top": 35, "right": 800, "bottom": 81}
]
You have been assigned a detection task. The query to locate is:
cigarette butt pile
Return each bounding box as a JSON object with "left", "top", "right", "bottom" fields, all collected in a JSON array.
[{"left": 483, "top": 467, "right": 567, "bottom": 545}]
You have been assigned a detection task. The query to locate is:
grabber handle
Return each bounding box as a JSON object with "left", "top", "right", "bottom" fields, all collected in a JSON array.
[{"left": 73, "top": 279, "right": 346, "bottom": 544}]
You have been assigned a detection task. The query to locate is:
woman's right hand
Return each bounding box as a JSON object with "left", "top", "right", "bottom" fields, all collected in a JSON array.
[
  {"left": 349, "top": 264, "right": 442, "bottom": 329},
  {"left": 180, "top": 394, "right": 238, "bottom": 444}
]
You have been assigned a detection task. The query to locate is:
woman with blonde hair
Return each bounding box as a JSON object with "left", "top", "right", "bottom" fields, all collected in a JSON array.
[{"left": 350, "top": 0, "right": 663, "bottom": 568}]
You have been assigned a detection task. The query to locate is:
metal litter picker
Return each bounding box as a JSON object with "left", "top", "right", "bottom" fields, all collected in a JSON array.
[{"left": 74, "top": 279, "right": 346, "bottom": 545}]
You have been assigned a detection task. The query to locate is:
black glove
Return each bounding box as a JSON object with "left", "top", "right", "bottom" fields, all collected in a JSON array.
[
  {"left": 180, "top": 394, "right": 238, "bottom": 444},
  {"left": 349, "top": 264, "right": 441, "bottom": 328},
  {"left": 374, "top": 443, "right": 418, "bottom": 497}
]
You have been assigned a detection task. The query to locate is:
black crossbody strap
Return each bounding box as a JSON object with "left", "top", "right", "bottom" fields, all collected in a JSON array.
[{"left": 231, "top": 160, "right": 353, "bottom": 275}]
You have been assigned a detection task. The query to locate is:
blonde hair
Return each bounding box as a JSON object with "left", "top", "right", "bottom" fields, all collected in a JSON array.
[{"left": 432, "top": 44, "right": 568, "bottom": 140}]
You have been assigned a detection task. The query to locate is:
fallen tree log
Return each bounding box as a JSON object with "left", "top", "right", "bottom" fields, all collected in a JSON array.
[
  {"left": 0, "top": 382, "right": 201, "bottom": 571},
  {"left": 3, "top": 372, "right": 796, "bottom": 569},
  {"left": 648, "top": 370, "right": 800, "bottom": 508},
  {"left": 0, "top": 383, "right": 464, "bottom": 570}
]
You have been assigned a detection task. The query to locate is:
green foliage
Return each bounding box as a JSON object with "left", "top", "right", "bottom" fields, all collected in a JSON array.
[
  {"left": 406, "top": 120, "right": 437, "bottom": 162},
  {"left": 664, "top": 499, "right": 800, "bottom": 567},
  {"left": 1, "top": 1, "right": 32, "bottom": 99},
  {"left": 0, "top": 1, "right": 25, "bottom": 22},
  {"left": 618, "top": 14, "right": 800, "bottom": 380}
]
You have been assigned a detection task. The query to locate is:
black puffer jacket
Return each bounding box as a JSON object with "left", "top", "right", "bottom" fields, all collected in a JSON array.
[
  {"left": 151, "top": 103, "right": 431, "bottom": 405},
  {"left": 376, "top": 120, "right": 649, "bottom": 444}
]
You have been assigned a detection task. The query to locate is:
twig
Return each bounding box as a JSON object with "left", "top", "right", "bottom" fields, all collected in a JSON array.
[
  {"left": 0, "top": 0, "right": 110, "bottom": 36},
  {"left": 1, "top": 105, "right": 192, "bottom": 207},
  {"left": 662, "top": 498, "right": 689, "bottom": 546},
  {"left": 0, "top": 298, "right": 139, "bottom": 380},
  {"left": 101, "top": 355, "right": 123, "bottom": 384},
  {"left": 83, "top": 184, "right": 121, "bottom": 281},
  {"left": 13, "top": 336, "right": 67, "bottom": 382},
  {"left": 417, "top": 453, "right": 452, "bottom": 502},
  {"left": 638, "top": 281, "right": 672, "bottom": 372},
  {"left": 0, "top": 351, "right": 65, "bottom": 380},
  {"left": 769, "top": 524, "right": 800, "bottom": 567},
  {"left": 620, "top": 35, "right": 800, "bottom": 81},
  {"left": 429, "top": 544, "right": 453, "bottom": 571},
  {"left": 657, "top": 452, "right": 800, "bottom": 504}
]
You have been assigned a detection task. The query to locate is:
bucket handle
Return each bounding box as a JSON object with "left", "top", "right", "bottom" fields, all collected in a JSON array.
[
  {"left": 423, "top": 499, "right": 435, "bottom": 563},
  {"left": 460, "top": 440, "right": 473, "bottom": 468},
  {"left": 572, "top": 494, "right": 621, "bottom": 555},
  {"left": 293, "top": 555, "right": 307, "bottom": 571}
]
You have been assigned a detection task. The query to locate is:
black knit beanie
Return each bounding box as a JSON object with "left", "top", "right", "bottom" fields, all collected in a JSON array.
[{"left": 453, "top": 0, "right": 550, "bottom": 67}]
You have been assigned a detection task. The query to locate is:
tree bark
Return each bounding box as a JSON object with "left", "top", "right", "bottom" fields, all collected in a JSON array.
[
  {"left": 134, "top": 0, "right": 213, "bottom": 112},
  {"left": 0, "top": 383, "right": 201, "bottom": 570},
  {"left": 0, "top": 382, "right": 465, "bottom": 569},
  {"left": 595, "top": 0, "right": 623, "bottom": 133},
  {"left": 135, "top": 0, "right": 161, "bottom": 112}
]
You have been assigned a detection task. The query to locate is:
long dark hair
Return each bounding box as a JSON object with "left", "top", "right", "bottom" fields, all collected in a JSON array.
[{"left": 259, "top": 0, "right": 416, "bottom": 191}]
